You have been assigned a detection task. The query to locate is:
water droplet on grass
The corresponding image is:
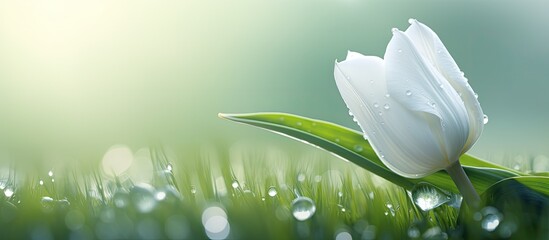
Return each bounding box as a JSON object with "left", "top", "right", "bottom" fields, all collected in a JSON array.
[
  {"left": 297, "top": 173, "right": 306, "bottom": 182},
  {"left": 202, "top": 206, "right": 230, "bottom": 239},
  {"left": 113, "top": 190, "right": 130, "bottom": 208},
  {"left": 130, "top": 183, "right": 157, "bottom": 213},
  {"left": 482, "top": 214, "right": 501, "bottom": 232},
  {"left": 57, "top": 199, "right": 70, "bottom": 209},
  {"left": 231, "top": 180, "right": 239, "bottom": 189},
  {"left": 291, "top": 197, "right": 316, "bottom": 221},
  {"left": 411, "top": 183, "right": 451, "bottom": 211},
  {"left": 41, "top": 196, "right": 55, "bottom": 210},
  {"left": 335, "top": 231, "right": 352, "bottom": 240},
  {"left": 4, "top": 188, "right": 14, "bottom": 197},
  {"left": 48, "top": 170, "right": 53, "bottom": 177},
  {"left": 354, "top": 145, "right": 363, "bottom": 152},
  {"left": 190, "top": 186, "right": 197, "bottom": 194},
  {"left": 268, "top": 187, "right": 277, "bottom": 197},
  {"left": 408, "top": 227, "right": 420, "bottom": 238},
  {"left": 480, "top": 207, "right": 502, "bottom": 232}
]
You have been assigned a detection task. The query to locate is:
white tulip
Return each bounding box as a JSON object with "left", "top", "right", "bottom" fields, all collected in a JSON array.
[{"left": 334, "top": 19, "right": 483, "bottom": 207}]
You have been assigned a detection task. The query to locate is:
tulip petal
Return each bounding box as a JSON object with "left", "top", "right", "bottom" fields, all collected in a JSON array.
[
  {"left": 384, "top": 29, "right": 470, "bottom": 165},
  {"left": 335, "top": 54, "right": 452, "bottom": 178},
  {"left": 404, "top": 19, "right": 484, "bottom": 154}
]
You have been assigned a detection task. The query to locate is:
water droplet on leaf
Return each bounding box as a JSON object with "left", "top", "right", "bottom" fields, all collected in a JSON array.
[{"left": 411, "top": 183, "right": 451, "bottom": 211}]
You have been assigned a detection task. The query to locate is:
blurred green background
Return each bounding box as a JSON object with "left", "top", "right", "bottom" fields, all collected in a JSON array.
[{"left": 0, "top": 0, "right": 548, "bottom": 164}]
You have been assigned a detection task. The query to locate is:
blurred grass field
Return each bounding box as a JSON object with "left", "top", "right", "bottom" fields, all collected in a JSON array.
[
  {"left": 0, "top": 144, "right": 467, "bottom": 240},
  {"left": 6, "top": 142, "right": 547, "bottom": 239}
]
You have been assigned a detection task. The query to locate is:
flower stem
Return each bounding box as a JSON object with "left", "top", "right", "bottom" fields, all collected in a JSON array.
[{"left": 445, "top": 161, "right": 480, "bottom": 209}]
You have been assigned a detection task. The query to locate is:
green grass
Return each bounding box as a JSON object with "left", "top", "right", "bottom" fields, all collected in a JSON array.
[
  {"left": 0, "top": 146, "right": 465, "bottom": 240},
  {"left": 0, "top": 145, "right": 547, "bottom": 239}
]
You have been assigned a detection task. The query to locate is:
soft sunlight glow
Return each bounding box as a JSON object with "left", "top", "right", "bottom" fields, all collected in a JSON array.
[{"left": 101, "top": 145, "right": 133, "bottom": 177}]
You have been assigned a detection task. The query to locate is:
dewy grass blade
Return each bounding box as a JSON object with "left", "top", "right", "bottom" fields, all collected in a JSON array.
[{"left": 219, "top": 112, "right": 537, "bottom": 195}]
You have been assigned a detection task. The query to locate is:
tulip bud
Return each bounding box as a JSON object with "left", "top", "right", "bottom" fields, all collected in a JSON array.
[{"left": 334, "top": 19, "right": 483, "bottom": 207}]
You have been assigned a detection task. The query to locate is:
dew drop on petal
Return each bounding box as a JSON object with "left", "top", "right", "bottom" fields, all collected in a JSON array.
[
  {"left": 291, "top": 197, "right": 316, "bottom": 221},
  {"left": 373, "top": 102, "right": 379, "bottom": 108},
  {"left": 474, "top": 93, "right": 479, "bottom": 99},
  {"left": 406, "top": 90, "right": 412, "bottom": 96},
  {"left": 483, "top": 115, "right": 489, "bottom": 124},
  {"left": 383, "top": 104, "right": 390, "bottom": 110}
]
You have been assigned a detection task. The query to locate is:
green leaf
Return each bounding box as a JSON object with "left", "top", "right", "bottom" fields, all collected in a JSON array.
[
  {"left": 505, "top": 176, "right": 549, "bottom": 197},
  {"left": 219, "top": 112, "right": 529, "bottom": 195}
]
